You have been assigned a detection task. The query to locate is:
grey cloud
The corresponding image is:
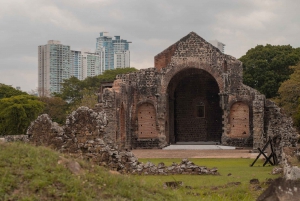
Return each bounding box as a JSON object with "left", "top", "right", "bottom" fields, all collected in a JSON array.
[{"left": 1, "top": 0, "right": 300, "bottom": 92}]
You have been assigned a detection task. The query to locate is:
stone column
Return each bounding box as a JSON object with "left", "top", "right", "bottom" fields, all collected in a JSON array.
[{"left": 252, "top": 94, "right": 265, "bottom": 150}]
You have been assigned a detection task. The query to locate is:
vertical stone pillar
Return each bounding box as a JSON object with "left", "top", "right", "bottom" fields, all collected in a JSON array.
[
  {"left": 220, "top": 93, "right": 228, "bottom": 145},
  {"left": 252, "top": 94, "right": 265, "bottom": 149}
]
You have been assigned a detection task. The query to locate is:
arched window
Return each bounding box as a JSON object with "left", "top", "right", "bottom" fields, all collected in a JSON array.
[{"left": 229, "top": 102, "right": 250, "bottom": 138}]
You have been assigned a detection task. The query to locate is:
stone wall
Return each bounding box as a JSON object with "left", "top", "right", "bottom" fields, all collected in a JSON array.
[
  {"left": 25, "top": 31, "right": 298, "bottom": 166},
  {"left": 102, "top": 31, "right": 298, "bottom": 154},
  {"left": 26, "top": 106, "right": 218, "bottom": 175}
]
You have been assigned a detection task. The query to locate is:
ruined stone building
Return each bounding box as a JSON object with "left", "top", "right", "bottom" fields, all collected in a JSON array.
[{"left": 101, "top": 32, "right": 298, "bottom": 150}]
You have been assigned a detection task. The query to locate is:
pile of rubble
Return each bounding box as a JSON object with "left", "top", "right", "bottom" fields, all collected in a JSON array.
[
  {"left": 87, "top": 147, "right": 218, "bottom": 175},
  {"left": 26, "top": 106, "right": 218, "bottom": 175}
]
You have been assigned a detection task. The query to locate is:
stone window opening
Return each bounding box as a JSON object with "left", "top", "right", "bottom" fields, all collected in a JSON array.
[
  {"left": 196, "top": 102, "right": 205, "bottom": 118},
  {"left": 223, "top": 60, "right": 227, "bottom": 72}
]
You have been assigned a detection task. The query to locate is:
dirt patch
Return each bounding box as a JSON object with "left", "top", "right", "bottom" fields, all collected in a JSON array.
[{"left": 132, "top": 148, "right": 257, "bottom": 159}]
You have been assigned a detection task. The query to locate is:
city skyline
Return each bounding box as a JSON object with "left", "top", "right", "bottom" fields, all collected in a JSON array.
[
  {"left": 38, "top": 32, "right": 130, "bottom": 96},
  {"left": 1, "top": 0, "right": 300, "bottom": 92}
]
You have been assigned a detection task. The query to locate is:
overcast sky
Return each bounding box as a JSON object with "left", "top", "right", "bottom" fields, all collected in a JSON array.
[{"left": 1, "top": 0, "right": 300, "bottom": 92}]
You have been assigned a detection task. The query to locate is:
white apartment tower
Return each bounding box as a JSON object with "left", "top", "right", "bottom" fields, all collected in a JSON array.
[
  {"left": 113, "top": 36, "right": 130, "bottom": 69},
  {"left": 209, "top": 40, "right": 225, "bottom": 53},
  {"left": 38, "top": 40, "right": 71, "bottom": 96},
  {"left": 81, "top": 52, "right": 101, "bottom": 80}
]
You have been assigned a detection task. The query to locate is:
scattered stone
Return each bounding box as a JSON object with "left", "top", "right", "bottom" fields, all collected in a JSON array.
[
  {"left": 163, "top": 181, "right": 183, "bottom": 189},
  {"left": 226, "top": 182, "right": 241, "bottom": 187},
  {"left": 250, "top": 179, "right": 259, "bottom": 185},
  {"left": 253, "top": 185, "right": 262, "bottom": 191},
  {"left": 271, "top": 167, "right": 283, "bottom": 175},
  {"left": 58, "top": 156, "right": 83, "bottom": 175},
  {"left": 265, "top": 178, "right": 274, "bottom": 185}
]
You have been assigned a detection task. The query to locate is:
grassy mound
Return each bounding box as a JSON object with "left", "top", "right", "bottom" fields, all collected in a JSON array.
[{"left": 0, "top": 142, "right": 175, "bottom": 201}]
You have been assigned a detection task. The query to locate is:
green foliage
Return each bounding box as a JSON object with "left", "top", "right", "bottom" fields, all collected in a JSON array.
[
  {"left": 98, "top": 67, "right": 138, "bottom": 82},
  {"left": 240, "top": 44, "right": 300, "bottom": 98},
  {"left": 0, "top": 83, "right": 27, "bottom": 99},
  {"left": 54, "top": 76, "right": 84, "bottom": 104},
  {"left": 68, "top": 89, "right": 98, "bottom": 112},
  {"left": 276, "top": 63, "right": 300, "bottom": 128},
  {"left": 55, "top": 68, "right": 137, "bottom": 112},
  {"left": 0, "top": 95, "right": 44, "bottom": 135},
  {"left": 38, "top": 96, "right": 68, "bottom": 124}
]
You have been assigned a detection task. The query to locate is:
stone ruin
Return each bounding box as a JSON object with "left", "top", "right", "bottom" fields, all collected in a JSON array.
[
  {"left": 26, "top": 106, "right": 218, "bottom": 175},
  {"left": 26, "top": 32, "right": 298, "bottom": 164},
  {"left": 98, "top": 32, "right": 297, "bottom": 160}
]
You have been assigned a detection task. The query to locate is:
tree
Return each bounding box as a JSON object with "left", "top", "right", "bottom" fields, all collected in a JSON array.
[
  {"left": 68, "top": 89, "right": 98, "bottom": 112},
  {"left": 54, "top": 76, "right": 84, "bottom": 103},
  {"left": 240, "top": 45, "right": 300, "bottom": 98},
  {"left": 38, "top": 96, "right": 68, "bottom": 124},
  {"left": 0, "top": 83, "right": 27, "bottom": 99},
  {"left": 55, "top": 67, "right": 138, "bottom": 106},
  {"left": 0, "top": 95, "right": 44, "bottom": 135},
  {"left": 276, "top": 63, "right": 300, "bottom": 128}
]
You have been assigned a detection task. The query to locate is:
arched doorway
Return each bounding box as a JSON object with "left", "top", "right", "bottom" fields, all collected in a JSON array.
[{"left": 167, "top": 68, "right": 222, "bottom": 143}]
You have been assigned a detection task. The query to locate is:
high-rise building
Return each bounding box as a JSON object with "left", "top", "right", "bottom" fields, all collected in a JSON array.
[
  {"left": 81, "top": 52, "right": 101, "bottom": 80},
  {"left": 38, "top": 40, "right": 71, "bottom": 96},
  {"left": 96, "top": 32, "right": 130, "bottom": 73},
  {"left": 209, "top": 40, "right": 225, "bottom": 53},
  {"left": 70, "top": 50, "right": 83, "bottom": 80},
  {"left": 113, "top": 36, "right": 130, "bottom": 69},
  {"left": 38, "top": 32, "right": 130, "bottom": 96},
  {"left": 96, "top": 32, "right": 114, "bottom": 73}
]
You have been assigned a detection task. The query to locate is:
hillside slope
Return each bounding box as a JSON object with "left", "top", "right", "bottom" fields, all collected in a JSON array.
[{"left": 0, "top": 142, "right": 175, "bottom": 201}]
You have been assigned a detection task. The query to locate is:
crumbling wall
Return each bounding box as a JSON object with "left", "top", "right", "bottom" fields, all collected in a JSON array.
[
  {"left": 264, "top": 100, "right": 298, "bottom": 161},
  {"left": 104, "top": 32, "right": 298, "bottom": 152},
  {"left": 26, "top": 106, "right": 219, "bottom": 175}
]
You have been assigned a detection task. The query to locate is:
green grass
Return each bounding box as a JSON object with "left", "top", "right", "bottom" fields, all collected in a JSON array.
[
  {"left": 0, "top": 142, "right": 280, "bottom": 201},
  {"left": 137, "top": 158, "right": 280, "bottom": 201},
  {"left": 0, "top": 142, "right": 176, "bottom": 201}
]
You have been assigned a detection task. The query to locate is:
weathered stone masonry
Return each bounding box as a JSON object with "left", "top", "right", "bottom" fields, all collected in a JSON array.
[
  {"left": 25, "top": 32, "right": 298, "bottom": 165},
  {"left": 26, "top": 107, "right": 219, "bottom": 175},
  {"left": 102, "top": 32, "right": 297, "bottom": 157}
]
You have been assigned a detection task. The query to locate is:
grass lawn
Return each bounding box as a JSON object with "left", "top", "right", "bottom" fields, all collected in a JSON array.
[
  {"left": 137, "top": 158, "right": 280, "bottom": 201},
  {"left": 0, "top": 142, "right": 280, "bottom": 201}
]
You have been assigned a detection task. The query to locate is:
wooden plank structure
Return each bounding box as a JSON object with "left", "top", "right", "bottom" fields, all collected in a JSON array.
[{"left": 250, "top": 137, "right": 278, "bottom": 167}]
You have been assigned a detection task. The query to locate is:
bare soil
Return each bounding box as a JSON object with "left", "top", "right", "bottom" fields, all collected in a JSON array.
[{"left": 132, "top": 148, "right": 258, "bottom": 159}]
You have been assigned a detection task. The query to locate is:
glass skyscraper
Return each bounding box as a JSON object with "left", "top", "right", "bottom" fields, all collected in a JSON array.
[{"left": 96, "top": 32, "right": 130, "bottom": 73}]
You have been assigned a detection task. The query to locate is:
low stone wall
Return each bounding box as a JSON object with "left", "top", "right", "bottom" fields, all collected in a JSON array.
[
  {"left": 25, "top": 106, "right": 218, "bottom": 175},
  {"left": 1, "top": 135, "right": 29, "bottom": 142},
  {"left": 282, "top": 147, "right": 300, "bottom": 180}
]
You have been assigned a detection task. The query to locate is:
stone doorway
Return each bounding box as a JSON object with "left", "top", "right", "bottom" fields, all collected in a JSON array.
[{"left": 167, "top": 68, "right": 222, "bottom": 143}]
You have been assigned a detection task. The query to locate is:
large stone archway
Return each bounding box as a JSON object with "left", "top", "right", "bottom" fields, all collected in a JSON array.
[{"left": 167, "top": 68, "right": 223, "bottom": 143}]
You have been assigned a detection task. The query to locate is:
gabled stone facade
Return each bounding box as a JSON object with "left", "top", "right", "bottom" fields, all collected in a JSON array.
[{"left": 102, "top": 32, "right": 298, "bottom": 154}]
